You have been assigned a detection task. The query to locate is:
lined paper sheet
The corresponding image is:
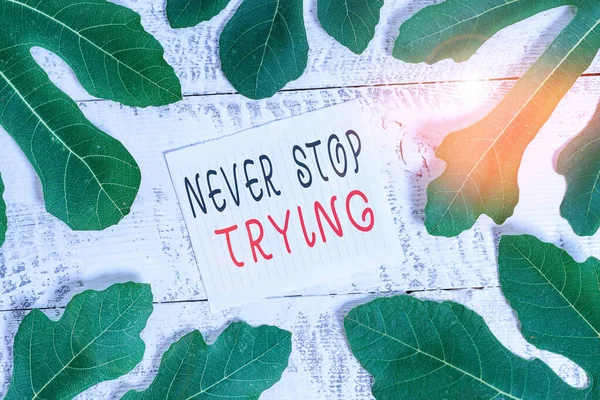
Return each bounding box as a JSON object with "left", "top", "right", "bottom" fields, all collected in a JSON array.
[{"left": 165, "top": 101, "right": 399, "bottom": 311}]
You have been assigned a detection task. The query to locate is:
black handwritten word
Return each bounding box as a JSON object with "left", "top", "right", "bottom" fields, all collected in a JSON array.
[
  {"left": 293, "top": 130, "right": 361, "bottom": 188},
  {"left": 184, "top": 155, "right": 281, "bottom": 218},
  {"left": 181, "top": 129, "right": 363, "bottom": 218}
]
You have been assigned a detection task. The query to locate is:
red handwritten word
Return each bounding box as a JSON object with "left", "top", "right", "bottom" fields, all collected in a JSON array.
[{"left": 214, "top": 190, "right": 375, "bottom": 267}]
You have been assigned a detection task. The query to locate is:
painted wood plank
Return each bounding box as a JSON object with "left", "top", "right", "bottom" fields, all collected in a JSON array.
[
  {"left": 0, "top": 288, "right": 588, "bottom": 398},
  {"left": 32, "top": 1, "right": 598, "bottom": 101},
  {"left": 0, "top": 79, "right": 599, "bottom": 310}
]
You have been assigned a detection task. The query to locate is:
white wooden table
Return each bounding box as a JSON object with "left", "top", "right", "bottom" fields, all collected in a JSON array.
[{"left": 0, "top": 1, "right": 597, "bottom": 397}]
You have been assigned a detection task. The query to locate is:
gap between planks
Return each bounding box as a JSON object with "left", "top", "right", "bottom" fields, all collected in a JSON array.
[
  {"left": 0, "top": 285, "right": 500, "bottom": 314},
  {"left": 71, "top": 72, "right": 600, "bottom": 104}
]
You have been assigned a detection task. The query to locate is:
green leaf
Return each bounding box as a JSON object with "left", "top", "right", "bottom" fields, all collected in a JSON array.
[
  {"left": 122, "top": 322, "right": 292, "bottom": 400},
  {"left": 318, "top": 0, "right": 384, "bottom": 54},
  {"left": 2, "top": 0, "right": 182, "bottom": 107},
  {"left": 2, "top": 86, "right": 142, "bottom": 230},
  {"left": 345, "top": 234, "right": 600, "bottom": 398},
  {"left": 557, "top": 104, "right": 600, "bottom": 236},
  {"left": 219, "top": 0, "right": 309, "bottom": 99},
  {"left": 393, "top": 0, "right": 563, "bottom": 63},
  {"left": 393, "top": 0, "right": 600, "bottom": 236},
  {"left": 5, "top": 282, "right": 153, "bottom": 400},
  {"left": 499, "top": 234, "right": 600, "bottom": 389},
  {"left": 0, "top": 174, "right": 6, "bottom": 247},
  {"left": 345, "top": 295, "right": 581, "bottom": 399},
  {"left": 0, "top": 0, "right": 182, "bottom": 231},
  {"left": 167, "top": 0, "right": 233, "bottom": 29}
]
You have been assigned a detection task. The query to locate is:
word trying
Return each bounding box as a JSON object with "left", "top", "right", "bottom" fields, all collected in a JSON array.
[{"left": 214, "top": 190, "right": 374, "bottom": 267}]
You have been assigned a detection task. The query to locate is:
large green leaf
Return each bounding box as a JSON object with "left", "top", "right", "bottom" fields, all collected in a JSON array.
[
  {"left": 318, "top": 0, "right": 384, "bottom": 54},
  {"left": 393, "top": 0, "right": 563, "bottom": 63},
  {"left": 0, "top": 0, "right": 182, "bottom": 231},
  {"left": 1, "top": 0, "right": 181, "bottom": 107},
  {"left": 345, "top": 234, "right": 600, "bottom": 399},
  {"left": 557, "top": 104, "right": 600, "bottom": 236},
  {"left": 499, "top": 234, "right": 600, "bottom": 390},
  {"left": 219, "top": 0, "right": 309, "bottom": 99},
  {"left": 167, "top": 0, "right": 233, "bottom": 29},
  {"left": 4, "top": 282, "right": 153, "bottom": 400},
  {"left": 345, "top": 296, "right": 581, "bottom": 399},
  {"left": 122, "top": 322, "right": 292, "bottom": 400},
  {"left": 393, "top": 0, "right": 600, "bottom": 236},
  {"left": 0, "top": 174, "right": 5, "bottom": 247}
]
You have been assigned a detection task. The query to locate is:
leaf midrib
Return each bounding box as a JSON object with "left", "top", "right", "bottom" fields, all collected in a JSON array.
[
  {"left": 584, "top": 168, "right": 600, "bottom": 222},
  {"left": 396, "top": 0, "right": 520, "bottom": 55},
  {"left": 166, "top": 335, "right": 194, "bottom": 399},
  {"left": 0, "top": 68, "right": 127, "bottom": 224},
  {"left": 506, "top": 239, "right": 600, "bottom": 338},
  {"left": 254, "top": 0, "right": 282, "bottom": 96},
  {"left": 342, "top": 0, "right": 359, "bottom": 50},
  {"left": 186, "top": 335, "right": 289, "bottom": 399},
  {"left": 6, "top": 0, "right": 179, "bottom": 100},
  {"left": 172, "top": 0, "right": 195, "bottom": 27},
  {"left": 430, "top": 17, "right": 600, "bottom": 232},
  {"left": 31, "top": 288, "right": 147, "bottom": 399},
  {"left": 346, "top": 317, "right": 520, "bottom": 399}
]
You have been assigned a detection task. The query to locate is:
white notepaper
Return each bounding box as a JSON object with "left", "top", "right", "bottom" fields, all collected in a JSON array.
[{"left": 165, "top": 101, "right": 399, "bottom": 311}]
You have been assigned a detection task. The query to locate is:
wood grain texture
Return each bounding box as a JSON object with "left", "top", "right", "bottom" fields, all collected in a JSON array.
[
  {"left": 0, "top": 79, "right": 599, "bottom": 312},
  {"left": 0, "top": 288, "right": 589, "bottom": 398},
  {"left": 30, "top": 0, "right": 599, "bottom": 100},
  {"left": 3, "top": 2, "right": 600, "bottom": 396}
]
